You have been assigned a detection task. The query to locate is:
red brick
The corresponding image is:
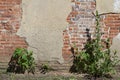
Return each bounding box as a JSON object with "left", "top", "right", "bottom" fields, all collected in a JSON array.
[{"left": 0, "top": 0, "right": 28, "bottom": 62}]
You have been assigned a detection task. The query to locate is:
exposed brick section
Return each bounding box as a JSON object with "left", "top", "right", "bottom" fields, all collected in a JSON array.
[
  {"left": 63, "top": 0, "right": 120, "bottom": 62},
  {"left": 101, "top": 14, "right": 120, "bottom": 42},
  {"left": 63, "top": 0, "right": 96, "bottom": 61},
  {"left": 0, "top": 0, "right": 27, "bottom": 62}
]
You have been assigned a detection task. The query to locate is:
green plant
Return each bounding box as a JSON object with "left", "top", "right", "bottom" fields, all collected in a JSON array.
[
  {"left": 10, "top": 74, "right": 15, "bottom": 80},
  {"left": 7, "top": 48, "right": 35, "bottom": 74},
  {"left": 40, "top": 63, "right": 53, "bottom": 74},
  {"left": 71, "top": 11, "right": 119, "bottom": 78}
]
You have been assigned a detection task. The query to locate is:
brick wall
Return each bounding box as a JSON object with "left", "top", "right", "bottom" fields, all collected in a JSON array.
[
  {"left": 101, "top": 14, "right": 120, "bottom": 40},
  {"left": 0, "top": 0, "right": 27, "bottom": 62},
  {"left": 63, "top": 0, "right": 96, "bottom": 61},
  {"left": 0, "top": 0, "right": 120, "bottom": 64},
  {"left": 63, "top": 0, "right": 120, "bottom": 62}
]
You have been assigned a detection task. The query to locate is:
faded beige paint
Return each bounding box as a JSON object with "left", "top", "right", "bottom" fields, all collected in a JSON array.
[
  {"left": 96, "top": 0, "right": 120, "bottom": 14},
  {"left": 96, "top": 0, "right": 114, "bottom": 14},
  {"left": 17, "top": 0, "right": 71, "bottom": 63},
  {"left": 110, "top": 33, "right": 120, "bottom": 64}
]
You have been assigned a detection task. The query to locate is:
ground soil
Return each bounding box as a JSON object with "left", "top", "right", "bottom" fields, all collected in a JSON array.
[
  {"left": 0, "top": 70, "right": 120, "bottom": 80},
  {"left": 0, "top": 63, "right": 120, "bottom": 80}
]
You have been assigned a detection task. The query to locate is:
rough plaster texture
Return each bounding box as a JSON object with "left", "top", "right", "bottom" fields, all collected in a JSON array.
[
  {"left": 96, "top": 0, "right": 120, "bottom": 14},
  {"left": 17, "top": 0, "right": 71, "bottom": 63},
  {"left": 111, "top": 33, "right": 120, "bottom": 60}
]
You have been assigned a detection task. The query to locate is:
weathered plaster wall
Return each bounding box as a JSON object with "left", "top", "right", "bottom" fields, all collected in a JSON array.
[
  {"left": 96, "top": 0, "right": 120, "bottom": 14},
  {"left": 17, "top": 0, "right": 71, "bottom": 63}
]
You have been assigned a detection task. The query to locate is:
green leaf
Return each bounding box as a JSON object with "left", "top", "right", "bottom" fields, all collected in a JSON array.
[
  {"left": 22, "top": 54, "right": 27, "bottom": 61},
  {"left": 71, "top": 10, "right": 119, "bottom": 77},
  {"left": 7, "top": 48, "right": 35, "bottom": 74}
]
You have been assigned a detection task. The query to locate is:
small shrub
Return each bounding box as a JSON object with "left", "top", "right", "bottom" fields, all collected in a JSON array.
[
  {"left": 40, "top": 63, "right": 53, "bottom": 74},
  {"left": 70, "top": 11, "right": 119, "bottom": 78},
  {"left": 7, "top": 48, "right": 35, "bottom": 74}
]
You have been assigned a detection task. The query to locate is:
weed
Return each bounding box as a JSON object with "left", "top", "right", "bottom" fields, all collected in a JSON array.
[
  {"left": 40, "top": 63, "right": 53, "bottom": 74},
  {"left": 7, "top": 48, "right": 35, "bottom": 74},
  {"left": 70, "top": 11, "right": 119, "bottom": 78}
]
